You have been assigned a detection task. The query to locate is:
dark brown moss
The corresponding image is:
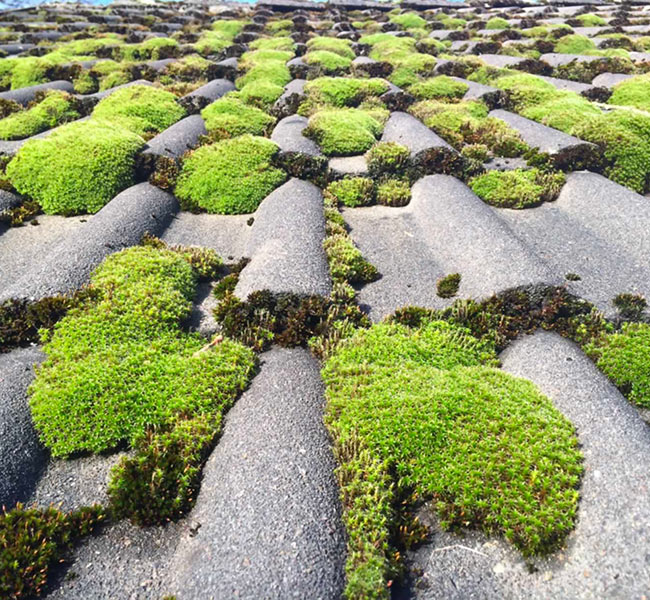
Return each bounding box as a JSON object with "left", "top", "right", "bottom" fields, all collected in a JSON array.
[
  {"left": 612, "top": 293, "right": 647, "bottom": 320},
  {"left": 436, "top": 273, "right": 461, "bottom": 298}
]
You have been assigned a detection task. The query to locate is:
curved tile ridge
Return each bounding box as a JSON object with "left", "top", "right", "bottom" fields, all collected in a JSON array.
[
  {"left": 138, "top": 114, "right": 206, "bottom": 178},
  {"left": 0, "top": 183, "right": 178, "bottom": 303},
  {"left": 0, "top": 80, "right": 74, "bottom": 105},
  {"left": 410, "top": 175, "right": 558, "bottom": 297},
  {"left": 271, "top": 114, "right": 322, "bottom": 157},
  {"left": 168, "top": 347, "right": 346, "bottom": 600},
  {"left": 501, "top": 332, "right": 650, "bottom": 598},
  {"left": 381, "top": 111, "right": 461, "bottom": 174},
  {"left": 0, "top": 347, "right": 46, "bottom": 509},
  {"left": 235, "top": 178, "right": 331, "bottom": 299},
  {"left": 452, "top": 76, "right": 504, "bottom": 107},
  {"left": 271, "top": 78, "right": 306, "bottom": 119},
  {"left": 178, "top": 78, "right": 236, "bottom": 113},
  {"left": 489, "top": 109, "right": 599, "bottom": 169},
  {"left": 412, "top": 332, "right": 650, "bottom": 599},
  {"left": 496, "top": 172, "right": 650, "bottom": 314}
]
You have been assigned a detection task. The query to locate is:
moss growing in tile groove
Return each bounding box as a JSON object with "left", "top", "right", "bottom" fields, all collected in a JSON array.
[
  {"left": 469, "top": 168, "right": 566, "bottom": 209},
  {"left": 0, "top": 90, "right": 81, "bottom": 141},
  {"left": 608, "top": 73, "right": 650, "bottom": 112},
  {"left": 323, "top": 319, "right": 583, "bottom": 597},
  {"left": 326, "top": 177, "right": 375, "bottom": 207},
  {"left": 175, "top": 135, "right": 287, "bottom": 214},
  {"left": 0, "top": 504, "right": 105, "bottom": 600},
  {"left": 612, "top": 293, "right": 647, "bottom": 320},
  {"left": 375, "top": 178, "right": 411, "bottom": 207},
  {"left": 91, "top": 84, "right": 186, "bottom": 138},
  {"left": 6, "top": 119, "right": 145, "bottom": 215},
  {"left": 407, "top": 75, "right": 468, "bottom": 101},
  {"left": 304, "top": 107, "right": 386, "bottom": 156},
  {"left": 306, "top": 36, "right": 356, "bottom": 60},
  {"left": 585, "top": 322, "right": 650, "bottom": 407},
  {"left": 201, "top": 94, "right": 276, "bottom": 139},
  {"left": 304, "top": 77, "right": 389, "bottom": 108},
  {"left": 366, "top": 141, "right": 411, "bottom": 177}
]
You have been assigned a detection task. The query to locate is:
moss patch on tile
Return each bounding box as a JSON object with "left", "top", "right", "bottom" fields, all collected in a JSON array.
[
  {"left": 201, "top": 94, "right": 275, "bottom": 139},
  {"left": 6, "top": 119, "right": 144, "bottom": 215},
  {"left": 323, "top": 320, "right": 582, "bottom": 597},
  {"left": 175, "top": 134, "right": 286, "bottom": 214},
  {"left": 0, "top": 90, "right": 81, "bottom": 141},
  {"left": 469, "top": 168, "right": 566, "bottom": 208}
]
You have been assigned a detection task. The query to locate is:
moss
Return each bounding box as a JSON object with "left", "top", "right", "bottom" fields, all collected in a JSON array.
[
  {"left": 304, "top": 77, "right": 389, "bottom": 108},
  {"left": 92, "top": 84, "right": 186, "bottom": 137},
  {"left": 366, "top": 141, "right": 411, "bottom": 177},
  {"left": 572, "top": 110, "right": 650, "bottom": 193},
  {"left": 324, "top": 234, "right": 379, "bottom": 284},
  {"left": 416, "top": 37, "right": 447, "bottom": 56},
  {"left": 73, "top": 70, "right": 98, "bottom": 94},
  {"left": 0, "top": 90, "right": 81, "bottom": 141},
  {"left": 486, "top": 17, "right": 510, "bottom": 30},
  {"left": 553, "top": 34, "right": 597, "bottom": 55},
  {"left": 437, "top": 273, "right": 461, "bottom": 298},
  {"left": 0, "top": 198, "right": 40, "bottom": 227},
  {"left": 365, "top": 35, "right": 436, "bottom": 87},
  {"left": 376, "top": 178, "right": 411, "bottom": 207},
  {"left": 609, "top": 73, "right": 650, "bottom": 112},
  {"left": 390, "top": 13, "right": 427, "bottom": 30},
  {"left": 612, "top": 293, "right": 647, "bottom": 320},
  {"left": 164, "top": 54, "right": 212, "bottom": 83},
  {"left": 408, "top": 75, "right": 468, "bottom": 101},
  {"left": 585, "top": 322, "right": 650, "bottom": 407},
  {"left": 236, "top": 59, "right": 292, "bottom": 89},
  {"left": 577, "top": 13, "right": 606, "bottom": 27},
  {"left": 323, "top": 319, "right": 582, "bottom": 598},
  {"left": 99, "top": 70, "right": 131, "bottom": 91},
  {"left": 108, "top": 415, "right": 219, "bottom": 525},
  {"left": 304, "top": 108, "right": 385, "bottom": 156},
  {"left": 29, "top": 245, "right": 256, "bottom": 458},
  {"left": 6, "top": 119, "right": 144, "bottom": 215},
  {"left": 201, "top": 95, "right": 275, "bottom": 139},
  {"left": 327, "top": 177, "right": 375, "bottom": 207},
  {"left": 469, "top": 168, "right": 565, "bottom": 209},
  {"left": 520, "top": 92, "right": 600, "bottom": 132},
  {"left": 211, "top": 19, "right": 247, "bottom": 40},
  {"left": 116, "top": 38, "right": 178, "bottom": 62},
  {"left": 461, "top": 143, "right": 490, "bottom": 162},
  {"left": 0, "top": 504, "right": 105, "bottom": 600},
  {"left": 306, "top": 36, "right": 355, "bottom": 59},
  {"left": 214, "top": 289, "right": 369, "bottom": 353},
  {"left": 237, "top": 79, "right": 286, "bottom": 109},
  {"left": 304, "top": 50, "right": 352, "bottom": 74},
  {"left": 0, "top": 289, "right": 99, "bottom": 352},
  {"left": 175, "top": 135, "right": 286, "bottom": 214},
  {"left": 9, "top": 57, "right": 51, "bottom": 90}
]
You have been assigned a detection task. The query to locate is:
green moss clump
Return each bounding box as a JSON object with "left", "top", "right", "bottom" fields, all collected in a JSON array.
[
  {"left": 236, "top": 59, "right": 292, "bottom": 89},
  {"left": 376, "top": 178, "right": 411, "bottom": 207},
  {"left": 92, "top": 84, "right": 186, "bottom": 137},
  {"left": 175, "top": 135, "right": 286, "bottom": 214},
  {"left": 250, "top": 36, "right": 294, "bottom": 51},
  {"left": 577, "top": 13, "right": 606, "bottom": 27},
  {"left": 6, "top": 119, "right": 144, "bottom": 215},
  {"left": 9, "top": 57, "right": 51, "bottom": 90},
  {"left": 304, "top": 50, "right": 353, "bottom": 74},
  {"left": 324, "top": 319, "right": 582, "bottom": 600},
  {"left": 108, "top": 415, "right": 218, "bottom": 525},
  {"left": 0, "top": 504, "right": 105, "bottom": 600},
  {"left": 327, "top": 177, "right": 374, "bottom": 207},
  {"left": 410, "top": 99, "right": 489, "bottom": 146},
  {"left": 572, "top": 110, "right": 650, "bottom": 193},
  {"left": 585, "top": 323, "right": 650, "bottom": 407},
  {"left": 237, "top": 79, "right": 285, "bottom": 109},
  {"left": 211, "top": 19, "right": 247, "bottom": 40},
  {"left": 469, "top": 168, "right": 566, "bottom": 209},
  {"left": 201, "top": 95, "right": 275, "bottom": 139},
  {"left": 0, "top": 91, "right": 81, "bottom": 141},
  {"left": 390, "top": 12, "right": 427, "bottom": 30},
  {"left": 366, "top": 141, "right": 411, "bottom": 177},
  {"left": 306, "top": 36, "right": 355, "bottom": 59},
  {"left": 324, "top": 234, "right": 379, "bottom": 284},
  {"left": 485, "top": 17, "right": 510, "bottom": 30},
  {"left": 609, "top": 73, "right": 650, "bottom": 112},
  {"left": 520, "top": 92, "right": 600, "bottom": 132},
  {"left": 408, "top": 75, "right": 468, "bottom": 101},
  {"left": 553, "top": 34, "right": 597, "bottom": 55},
  {"left": 29, "top": 246, "right": 256, "bottom": 458},
  {"left": 304, "top": 108, "right": 385, "bottom": 156},
  {"left": 437, "top": 273, "right": 461, "bottom": 298},
  {"left": 305, "top": 77, "right": 389, "bottom": 108}
]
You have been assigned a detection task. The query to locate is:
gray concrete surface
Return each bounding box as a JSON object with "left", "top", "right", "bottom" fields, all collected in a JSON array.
[
  {"left": 1, "top": 183, "right": 178, "bottom": 302},
  {"left": 235, "top": 178, "right": 331, "bottom": 298},
  {"left": 0, "top": 346, "right": 46, "bottom": 508},
  {"left": 168, "top": 347, "right": 346, "bottom": 600}
]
